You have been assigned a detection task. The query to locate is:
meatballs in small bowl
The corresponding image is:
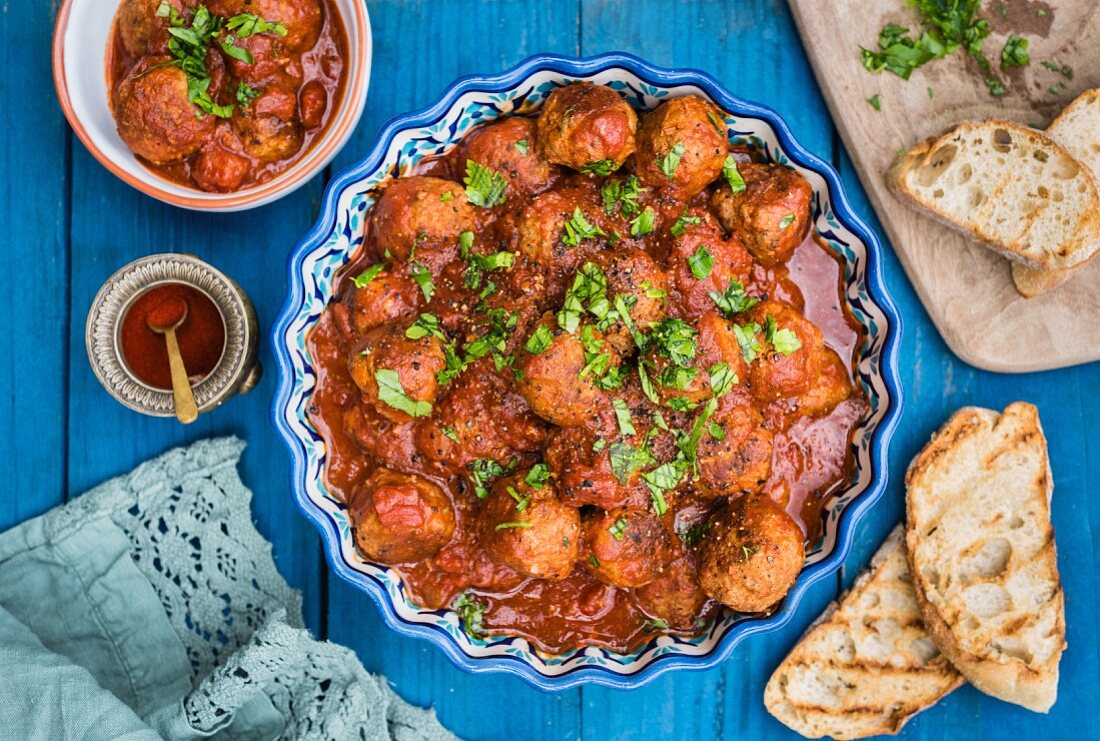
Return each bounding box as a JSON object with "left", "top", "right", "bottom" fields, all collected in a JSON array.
[
  {"left": 52, "top": 0, "right": 370, "bottom": 211},
  {"left": 273, "top": 53, "right": 902, "bottom": 690}
]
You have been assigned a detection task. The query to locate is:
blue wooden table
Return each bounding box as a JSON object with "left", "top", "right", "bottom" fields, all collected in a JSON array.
[{"left": 4, "top": 1, "right": 1097, "bottom": 738}]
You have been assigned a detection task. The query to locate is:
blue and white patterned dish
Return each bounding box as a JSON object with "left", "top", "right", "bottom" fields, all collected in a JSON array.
[{"left": 272, "top": 53, "right": 903, "bottom": 691}]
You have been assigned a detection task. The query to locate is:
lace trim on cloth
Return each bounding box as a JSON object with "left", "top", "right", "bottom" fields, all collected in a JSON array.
[{"left": 51, "top": 437, "right": 456, "bottom": 741}]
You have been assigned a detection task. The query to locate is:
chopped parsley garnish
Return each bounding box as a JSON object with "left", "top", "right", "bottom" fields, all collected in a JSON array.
[
  {"left": 578, "top": 325, "right": 622, "bottom": 390},
  {"left": 409, "top": 262, "right": 434, "bottom": 301},
  {"left": 441, "top": 426, "right": 460, "bottom": 443},
  {"left": 592, "top": 437, "right": 607, "bottom": 453},
  {"left": 506, "top": 486, "right": 530, "bottom": 512},
  {"left": 469, "top": 458, "right": 512, "bottom": 499},
  {"left": 650, "top": 317, "right": 698, "bottom": 367},
  {"left": 867, "top": 95, "right": 882, "bottom": 111},
  {"left": 374, "top": 368, "right": 432, "bottom": 418},
  {"left": 643, "top": 617, "right": 669, "bottom": 631},
  {"left": 708, "top": 279, "right": 759, "bottom": 316},
  {"left": 709, "top": 362, "right": 737, "bottom": 397},
  {"left": 562, "top": 208, "right": 606, "bottom": 247},
  {"left": 495, "top": 521, "right": 532, "bottom": 531},
  {"left": 601, "top": 175, "right": 646, "bottom": 218},
  {"left": 514, "top": 139, "right": 529, "bottom": 156},
  {"left": 687, "top": 246, "right": 714, "bottom": 279},
  {"left": 1001, "top": 35, "right": 1029, "bottom": 68},
  {"left": 226, "top": 11, "right": 287, "bottom": 38},
  {"left": 670, "top": 212, "right": 701, "bottom": 237},
  {"left": 608, "top": 517, "right": 629, "bottom": 540},
  {"left": 630, "top": 207, "right": 656, "bottom": 237},
  {"left": 640, "top": 280, "right": 667, "bottom": 300},
  {"left": 658, "top": 142, "right": 686, "bottom": 179},
  {"left": 1041, "top": 60, "right": 1073, "bottom": 79},
  {"left": 722, "top": 155, "right": 746, "bottom": 193},
  {"left": 405, "top": 312, "right": 446, "bottom": 341},
  {"left": 608, "top": 441, "right": 652, "bottom": 484},
  {"left": 351, "top": 263, "right": 386, "bottom": 288},
  {"left": 157, "top": 4, "right": 235, "bottom": 118},
  {"left": 678, "top": 521, "right": 711, "bottom": 547},
  {"left": 779, "top": 213, "right": 796, "bottom": 229},
  {"left": 640, "top": 464, "right": 676, "bottom": 515},
  {"left": 582, "top": 158, "right": 619, "bottom": 176},
  {"left": 556, "top": 262, "right": 621, "bottom": 334},
  {"left": 733, "top": 322, "right": 764, "bottom": 364},
  {"left": 657, "top": 364, "right": 697, "bottom": 391},
  {"left": 766, "top": 314, "right": 802, "bottom": 355},
  {"left": 440, "top": 191, "right": 453, "bottom": 202},
  {"left": 525, "top": 323, "right": 554, "bottom": 355},
  {"left": 612, "top": 398, "right": 636, "bottom": 436},
  {"left": 525, "top": 463, "right": 551, "bottom": 489},
  {"left": 637, "top": 361, "right": 660, "bottom": 404},
  {"left": 453, "top": 592, "right": 486, "bottom": 637},
  {"left": 588, "top": 555, "right": 600, "bottom": 568},
  {"left": 235, "top": 81, "right": 258, "bottom": 107},
  {"left": 739, "top": 544, "right": 761, "bottom": 562},
  {"left": 464, "top": 160, "right": 508, "bottom": 207}
]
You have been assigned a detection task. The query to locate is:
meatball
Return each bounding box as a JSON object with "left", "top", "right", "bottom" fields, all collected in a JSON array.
[
  {"left": 223, "top": 32, "right": 301, "bottom": 85},
  {"left": 516, "top": 180, "right": 611, "bottom": 281},
  {"left": 665, "top": 210, "right": 753, "bottom": 320},
  {"left": 647, "top": 311, "right": 749, "bottom": 407},
  {"left": 696, "top": 494, "right": 805, "bottom": 612},
  {"left": 478, "top": 471, "right": 581, "bottom": 580},
  {"left": 584, "top": 508, "right": 674, "bottom": 588},
  {"left": 696, "top": 396, "right": 774, "bottom": 498},
  {"left": 207, "top": 0, "right": 323, "bottom": 52},
  {"left": 113, "top": 57, "right": 216, "bottom": 164},
  {"left": 350, "top": 468, "right": 455, "bottom": 564},
  {"left": 370, "top": 177, "right": 475, "bottom": 269},
  {"left": 711, "top": 162, "right": 813, "bottom": 267},
  {"left": 461, "top": 117, "right": 560, "bottom": 197},
  {"left": 635, "top": 96, "right": 728, "bottom": 197},
  {"left": 634, "top": 555, "right": 710, "bottom": 630},
  {"left": 742, "top": 301, "right": 824, "bottom": 402},
  {"left": 415, "top": 360, "right": 548, "bottom": 472},
  {"left": 191, "top": 125, "right": 251, "bottom": 192},
  {"left": 343, "top": 267, "right": 421, "bottom": 335},
  {"left": 347, "top": 321, "right": 446, "bottom": 424},
  {"left": 116, "top": 0, "right": 188, "bottom": 57},
  {"left": 231, "top": 85, "right": 303, "bottom": 163},
  {"left": 514, "top": 314, "right": 619, "bottom": 428},
  {"left": 792, "top": 347, "right": 853, "bottom": 418},
  {"left": 544, "top": 426, "right": 651, "bottom": 511},
  {"left": 588, "top": 247, "right": 668, "bottom": 354},
  {"left": 537, "top": 82, "right": 638, "bottom": 172}
]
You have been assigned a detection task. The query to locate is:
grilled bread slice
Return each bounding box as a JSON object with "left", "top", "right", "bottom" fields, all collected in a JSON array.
[
  {"left": 764, "top": 526, "right": 963, "bottom": 739},
  {"left": 1013, "top": 89, "right": 1100, "bottom": 296},
  {"left": 887, "top": 120, "right": 1100, "bottom": 271},
  {"left": 905, "top": 402, "right": 1065, "bottom": 713}
]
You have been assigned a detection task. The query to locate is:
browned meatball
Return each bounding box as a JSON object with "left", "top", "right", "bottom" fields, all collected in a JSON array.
[
  {"left": 207, "top": 0, "right": 323, "bottom": 52},
  {"left": 191, "top": 125, "right": 252, "bottom": 192},
  {"left": 223, "top": 32, "right": 302, "bottom": 85},
  {"left": 537, "top": 82, "right": 638, "bottom": 172},
  {"left": 711, "top": 162, "right": 813, "bottom": 267},
  {"left": 544, "top": 426, "right": 652, "bottom": 511},
  {"left": 697, "top": 396, "right": 773, "bottom": 498},
  {"left": 791, "top": 347, "right": 853, "bottom": 418},
  {"left": 343, "top": 267, "right": 422, "bottom": 335},
  {"left": 584, "top": 508, "right": 674, "bottom": 588},
  {"left": 478, "top": 471, "right": 581, "bottom": 580},
  {"left": 370, "top": 177, "right": 475, "bottom": 269},
  {"left": 633, "top": 554, "right": 709, "bottom": 630},
  {"left": 696, "top": 494, "right": 805, "bottom": 612},
  {"left": 350, "top": 467, "right": 455, "bottom": 564},
  {"left": 415, "top": 359, "right": 548, "bottom": 472},
  {"left": 647, "top": 311, "right": 749, "bottom": 407},
  {"left": 635, "top": 96, "right": 728, "bottom": 197},
  {"left": 516, "top": 180, "right": 611, "bottom": 281},
  {"left": 114, "top": 57, "right": 216, "bottom": 164},
  {"left": 665, "top": 210, "right": 754, "bottom": 321},
  {"left": 514, "top": 313, "right": 619, "bottom": 428},
  {"left": 116, "top": 0, "right": 189, "bottom": 57},
  {"left": 588, "top": 247, "right": 668, "bottom": 354},
  {"left": 462, "top": 117, "right": 560, "bottom": 197},
  {"left": 231, "top": 84, "right": 303, "bottom": 163},
  {"left": 742, "top": 301, "right": 824, "bottom": 403},
  {"left": 347, "top": 321, "right": 446, "bottom": 424}
]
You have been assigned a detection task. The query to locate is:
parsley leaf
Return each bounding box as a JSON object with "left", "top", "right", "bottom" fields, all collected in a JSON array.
[
  {"left": 708, "top": 279, "right": 759, "bottom": 316},
  {"left": 452, "top": 592, "right": 486, "bottom": 637},
  {"left": 514, "top": 139, "right": 529, "bottom": 156},
  {"left": 601, "top": 175, "right": 646, "bottom": 218},
  {"left": 464, "top": 160, "right": 508, "bottom": 207},
  {"left": 650, "top": 317, "right": 698, "bottom": 366},
  {"left": 867, "top": 94, "right": 882, "bottom": 111},
  {"left": 658, "top": 142, "right": 686, "bottom": 179},
  {"left": 374, "top": 368, "right": 432, "bottom": 418},
  {"left": 608, "top": 517, "right": 628, "bottom": 540},
  {"left": 1001, "top": 35, "right": 1029, "bottom": 68},
  {"left": 495, "top": 521, "right": 532, "bottom": 531},
  {"left": 525, "top": 463, "right": 551, "bottom": 489},
  {"left": 608, "top": 442, "right": 652, "bottom": 484},
  {"left": 709, "top": 362, "right": 737, "bottom": 397},
  {"left": 630, "top": 207, "right": 656, "bottom": 237},
  {"left": 235, "top": 81, "right": 259, "bottom": 107},
  {"left": 687, "top": 246, "right": 714, "bottom": 279},
  {"left": 409, "top": 262, "right": 434, "bottom": 301},
  {"left": 722, "top": 155, "right": 746, "bottom": 193},
  {"left": 733, "top": 322, "right": 763, "bottom": 364},
  {"left": 562, "top": 208, "right": 606, "bottom": 246},
  {"left": 612, "top": 398, "right": 636, "bottom": 437},
  {"left": 469, "top": 458, "right": 513, "bottom": 499},
  {"left": 352, "top": 264, "right": 386, "bottom": 288},
  {"left": 227, "top": 12, "right": 287, "bottom": 38},
  {"left": 779, "top": 213, "right": 796, "bottom": 229},
  {"left": 670, "top": 212, "right": 701, "bottom": 238},
  {"left": 765, "top": 314, "right": 802, "bottom": 355},
  {"left": 525, "top": 323, "right": 553, "bottom": 355},
  {"left": 582, "top": 158, "right": 619, "bottom": 176}
]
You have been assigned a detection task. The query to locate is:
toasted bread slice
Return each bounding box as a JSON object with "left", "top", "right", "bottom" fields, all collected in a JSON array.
[
  {"left": 905, "top": 403, "right": 1065, "bottom": 713},
  {"left": 887, "top": 120, "right": 1100, "bottom": 271},
  {"left": 764, "top": 526, "right": 963, "bottom": 739},
  {"left": 1013, "top": 89, "right": 1100, "bottom": 296}
]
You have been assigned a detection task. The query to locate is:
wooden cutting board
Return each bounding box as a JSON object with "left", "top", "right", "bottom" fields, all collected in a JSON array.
[{"left": 788, "top": 0, "right": 1100, "bottom": 372}]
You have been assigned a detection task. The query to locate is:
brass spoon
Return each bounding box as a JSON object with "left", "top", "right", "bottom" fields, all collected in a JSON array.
[{"left": 147, "top": 302, "right": 199, "bottom": 424}]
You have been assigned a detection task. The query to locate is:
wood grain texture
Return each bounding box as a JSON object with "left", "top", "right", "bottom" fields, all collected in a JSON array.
[{"left": 789, "top": 0, "right": 1100, "bottom": 372}]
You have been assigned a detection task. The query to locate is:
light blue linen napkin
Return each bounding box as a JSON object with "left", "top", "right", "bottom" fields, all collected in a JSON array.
[{"left": 0, "top": 437, "right": 458, "bottom": 741}]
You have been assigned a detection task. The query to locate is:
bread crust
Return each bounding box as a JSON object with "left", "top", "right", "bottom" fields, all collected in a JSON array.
[{"left": 905, "top": 403, "right": 1066, "bottom": 713}]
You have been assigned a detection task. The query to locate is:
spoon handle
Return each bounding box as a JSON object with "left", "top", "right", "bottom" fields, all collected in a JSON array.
[{"left": 164, "top": 328, "right": 199, "bottom": 424}]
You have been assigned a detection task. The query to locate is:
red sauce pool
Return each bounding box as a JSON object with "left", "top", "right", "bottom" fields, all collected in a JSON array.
[{"left": 120, "top": 283, "right": 226, "bottom": 390}]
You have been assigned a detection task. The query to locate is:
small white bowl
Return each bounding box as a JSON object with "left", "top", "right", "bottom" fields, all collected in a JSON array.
[{"left": 52, "top": 0, "right": 372, "bottom": 212}]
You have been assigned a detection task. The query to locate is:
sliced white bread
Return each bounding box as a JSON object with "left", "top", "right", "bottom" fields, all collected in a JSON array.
[
  {"left": 1013, "top": 89, "right": 1100, "bottom": 296},
  {"left": 764, "top": 526, "right": 963, "bottom": 739},
  {"left": 887, "top": 120, "right": 1100, "bottom": 271},
  {"left": 905, "top": 402, "right": 1065, "bottom": 713}
]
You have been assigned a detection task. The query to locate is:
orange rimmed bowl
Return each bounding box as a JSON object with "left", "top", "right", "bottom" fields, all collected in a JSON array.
[{"left": 52, "top": 0, "right": 371, "bottom": 212}]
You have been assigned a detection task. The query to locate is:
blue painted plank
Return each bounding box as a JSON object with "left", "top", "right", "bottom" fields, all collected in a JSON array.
[
  {"left": 323, "top": 2, "right": 585, "bottom": 738},
  {"left": 0, "top": 1, "right": 69, "bottom": 531},
  {"left": 65, "top": 150, "right": 327, "bottom": 633}
]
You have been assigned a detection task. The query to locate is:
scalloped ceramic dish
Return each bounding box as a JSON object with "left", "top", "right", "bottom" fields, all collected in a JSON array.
[{"left": 273, "top": 53, "right": 903, "bottom": 691}]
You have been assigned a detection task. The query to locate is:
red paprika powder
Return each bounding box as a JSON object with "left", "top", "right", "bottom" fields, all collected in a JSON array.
[{"left": 120, "top": 283, "right": 226, "bottom": 390}]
